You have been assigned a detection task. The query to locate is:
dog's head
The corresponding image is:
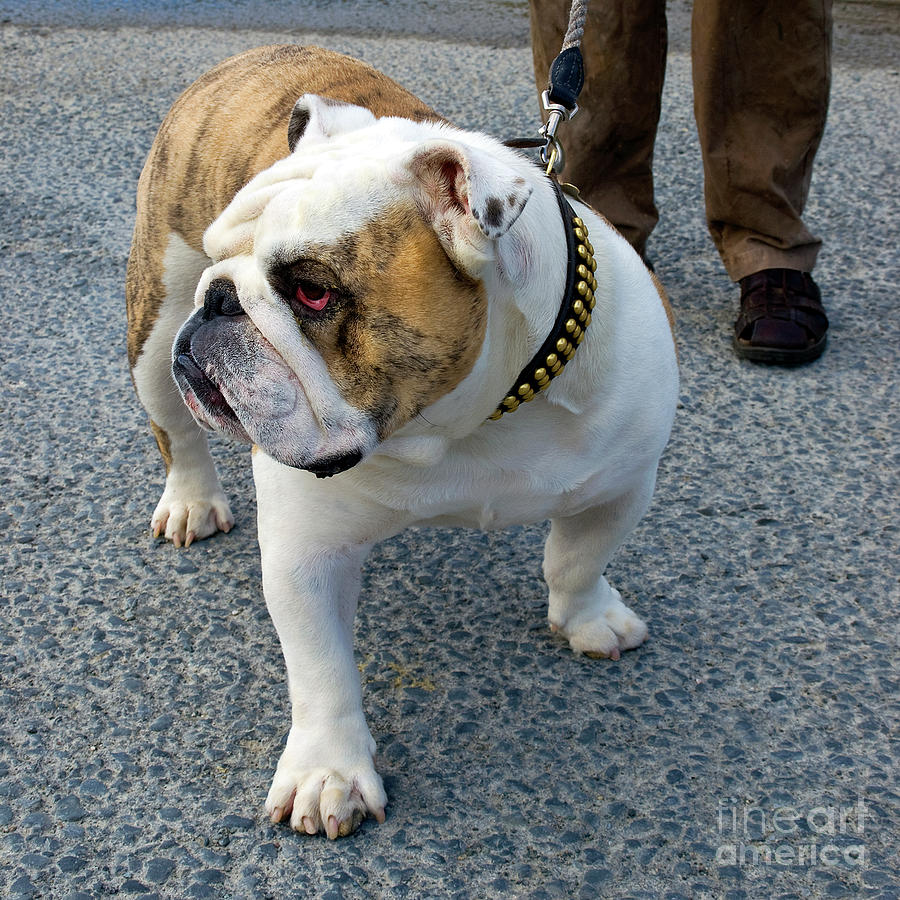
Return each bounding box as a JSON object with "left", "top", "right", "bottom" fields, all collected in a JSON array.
[{"left": 173, "top": 94, "right": 533, "bottom": 475}]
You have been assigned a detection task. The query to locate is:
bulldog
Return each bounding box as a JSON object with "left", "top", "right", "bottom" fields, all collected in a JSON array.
[{"left": 126, "top": 45, "right": 678, "bottom": 839}]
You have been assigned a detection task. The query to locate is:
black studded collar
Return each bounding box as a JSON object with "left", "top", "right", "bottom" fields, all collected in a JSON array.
[{"left": 488, "top": 179, "right": 597, "bottom": 421}]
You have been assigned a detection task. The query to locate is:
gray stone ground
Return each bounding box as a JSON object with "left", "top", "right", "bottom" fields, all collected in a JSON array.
[{"left": 0, "top": 2, "right": 898, "bottom": 898}]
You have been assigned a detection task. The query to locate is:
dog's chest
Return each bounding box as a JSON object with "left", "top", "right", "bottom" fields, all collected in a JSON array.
[{"left": 349, "top": 400, "right": 651, "bottom": 530}]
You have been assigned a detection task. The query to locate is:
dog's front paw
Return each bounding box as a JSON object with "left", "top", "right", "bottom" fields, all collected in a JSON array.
[
  {"left": 151, "top": 476, "right": 233, "bottom": 548},
  {"left": 266, "top": 727, "right": 387, "bottom": 839},
  {"left": 549, "top": 587, "right": 648, "bottom": 660}
]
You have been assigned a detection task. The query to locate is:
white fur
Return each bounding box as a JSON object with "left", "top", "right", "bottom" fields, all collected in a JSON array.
[
  {"left": 145, "top": 100, "right": 678, "bottom": 837},
  {"left": 133, "top": 233, "right": 233, "bottom": 547}
]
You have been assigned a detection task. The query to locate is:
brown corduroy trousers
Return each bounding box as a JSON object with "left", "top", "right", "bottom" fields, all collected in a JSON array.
[{"left": 528, "top": 0, "right": 833, "bottom": 281}]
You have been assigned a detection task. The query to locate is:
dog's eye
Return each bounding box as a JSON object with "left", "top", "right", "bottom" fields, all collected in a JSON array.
[{"left": 295, "top": 280, "right": 333, "bottom": 311}]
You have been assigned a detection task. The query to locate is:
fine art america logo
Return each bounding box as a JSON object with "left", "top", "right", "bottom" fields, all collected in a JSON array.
[{"left": 716, "top": 797, "right": 869, "bottom": 868}]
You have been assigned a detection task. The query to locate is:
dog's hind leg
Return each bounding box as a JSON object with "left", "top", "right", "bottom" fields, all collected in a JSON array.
[
  {"left": 127, "top": 230, "right": 234, "bottom": 548},
  {"left": 542, "top": 475, "right": 657, "bottom": 659}
]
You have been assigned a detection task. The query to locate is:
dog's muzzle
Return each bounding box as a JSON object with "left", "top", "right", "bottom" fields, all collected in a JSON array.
[
  {"left": 172, "top": 280, "right": 252, "bottom": 441},
  {"left": 172, "top": 279, "right": 366, "bottom": 478}
]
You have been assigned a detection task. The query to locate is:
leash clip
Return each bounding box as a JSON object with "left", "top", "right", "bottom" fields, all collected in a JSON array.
[{"left": 540, "top": 90, "right": 577, "bottom": 175}]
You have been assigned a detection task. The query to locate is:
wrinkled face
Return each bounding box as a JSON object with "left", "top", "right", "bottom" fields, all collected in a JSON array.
[{"left": 172, "top": 96, "right": 531, "bottom": 475}]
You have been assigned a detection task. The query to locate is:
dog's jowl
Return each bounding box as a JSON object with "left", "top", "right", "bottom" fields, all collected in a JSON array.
[{"left": 126, "top": 45, "right": 678, "bottom": 839}]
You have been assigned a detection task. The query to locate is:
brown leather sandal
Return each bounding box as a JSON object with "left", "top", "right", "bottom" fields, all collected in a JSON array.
[{"left": 733, "top": 268, "right": 829, "bottom": 365}]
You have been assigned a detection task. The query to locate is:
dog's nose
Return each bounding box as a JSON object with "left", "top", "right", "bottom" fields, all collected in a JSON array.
[{"left": 203, "top": 279, "right": 243, "bottom": 320}]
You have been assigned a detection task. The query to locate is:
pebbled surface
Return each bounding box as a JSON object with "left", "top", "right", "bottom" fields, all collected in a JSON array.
[{"left": 0, "top": 3, "right": 898, "bottom": 897}]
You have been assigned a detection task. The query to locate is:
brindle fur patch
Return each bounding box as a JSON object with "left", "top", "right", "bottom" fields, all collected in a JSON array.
[
  {"left": 650, "top": 270, "right": 678, "bottom": 352},
  {"left": 150, "top": 419, "right": 173, "bottom": 473},
  {"left": 290, "top": 204, "right": 487, "bottom": 437}
]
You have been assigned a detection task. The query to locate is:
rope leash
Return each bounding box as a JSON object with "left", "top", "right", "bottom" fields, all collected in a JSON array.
[
  {"left": 540, "top": 0, "right": 589, "bottom": 175},
  {"left": 561, "top": 0, "right": 588, "bottom": 50}
]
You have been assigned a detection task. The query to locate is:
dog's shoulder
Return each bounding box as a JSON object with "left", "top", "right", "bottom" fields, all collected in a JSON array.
[{"left": 574, "top": 195, "right": 677, "bottom": 350}]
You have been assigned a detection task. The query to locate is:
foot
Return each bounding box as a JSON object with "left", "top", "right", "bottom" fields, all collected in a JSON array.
[
  {"left": 549, "top": 586, "right": 648, "bottom": 660},
  {"left": 266, "top": 725, "right": 387, "bottom": 839},
  {"left": 151, "top": 470, "right": 233, "bottom": 548},
  {"left": 733, "top": 268, "right": 828, "bottom": 365}
]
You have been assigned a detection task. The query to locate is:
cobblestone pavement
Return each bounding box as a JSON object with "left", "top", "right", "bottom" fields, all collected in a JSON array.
[{"left": 0, "top": 2, "right": 898, "bottom": 898}]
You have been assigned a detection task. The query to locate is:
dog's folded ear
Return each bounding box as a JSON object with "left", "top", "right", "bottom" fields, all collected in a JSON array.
[
  {"left": 405, "top": 140, "right": 533, "bottom": 270},
  {"left": 288, "top": 94, "right": 377, "bottom": 152}
]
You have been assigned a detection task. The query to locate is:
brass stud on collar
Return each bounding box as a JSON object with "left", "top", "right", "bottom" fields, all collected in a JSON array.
[{"left": 489, "top": 205, "right": 596, "bottom": 420}]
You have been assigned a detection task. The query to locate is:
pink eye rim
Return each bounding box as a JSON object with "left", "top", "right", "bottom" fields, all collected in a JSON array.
[{"left": 295, "top": 281, "right": 332, "bottom": 311}]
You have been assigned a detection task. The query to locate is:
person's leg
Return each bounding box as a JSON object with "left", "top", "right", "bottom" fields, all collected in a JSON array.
[
  {"left": 692, "top": 0, "right": 833, "bottom": 280},
  {"left": 692, "top": 0, "right": 832, "bottom": 362},
  {"left": 528, "top": 0, "right": 668, "bottom": 258}
]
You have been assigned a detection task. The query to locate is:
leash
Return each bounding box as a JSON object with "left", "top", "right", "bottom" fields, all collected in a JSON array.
[
  {"left": 487, "top": 1, "right": 594, "bottom": 421},
  {"left": 504, "top": 0, "right": 587, "bottom": 175},
  {"left": 540, "top": 0, "right": 588, "bottom": 175},
  {"left": 507, "top": 0, "right": 588, "bottom": 175}
]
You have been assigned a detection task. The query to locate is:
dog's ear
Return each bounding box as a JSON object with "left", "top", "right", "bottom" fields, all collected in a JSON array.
[
  {"left": 288, "top": 94, "right": 377, "bottom": 152},
  {"left": 405, "top": 140, "right": 533, "bottom": 270}
]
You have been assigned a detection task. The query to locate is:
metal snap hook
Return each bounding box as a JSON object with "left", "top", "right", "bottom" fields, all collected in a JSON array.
[{"left": 542, "top": 137, "right": 564, "bottom": 176}]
